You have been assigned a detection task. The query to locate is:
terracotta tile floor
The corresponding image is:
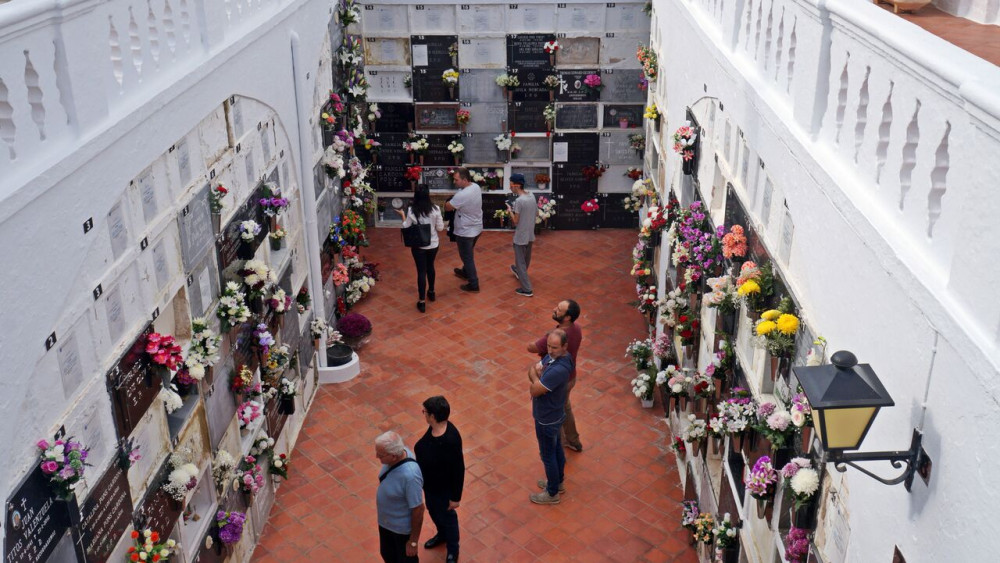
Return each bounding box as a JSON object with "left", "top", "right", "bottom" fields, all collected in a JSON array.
[
  {"left": 873, "top": 2, "right": 1000, "bottom": 66},
  {"left": 252, "top": 228, "right": 697, "bottom": 562}
]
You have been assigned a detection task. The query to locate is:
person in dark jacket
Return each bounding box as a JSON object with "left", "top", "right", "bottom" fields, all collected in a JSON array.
[{"left": 414, "top": 396, "right": 465, "bottom": 563}]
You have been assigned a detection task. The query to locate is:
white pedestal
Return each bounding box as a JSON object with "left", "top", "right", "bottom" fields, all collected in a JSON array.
[{"left": 317, "top": 353, "right": 361, "bottom": 384}]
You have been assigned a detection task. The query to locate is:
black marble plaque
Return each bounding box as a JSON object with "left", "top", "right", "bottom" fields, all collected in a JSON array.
[
  {"left": 556, "top": 104, "right": 599, "bottom": 130},
  {"left": 552, "top": 132, "right": 599, "bottom": 163},
  {"left": 107, "top": 324, "right": 158, "bottom": 438},
  {"left": 374, "top": 164, "right": 411, "bottom": 192},
  {"left": 510, "top": 102, "right": 550, "bottom": 133},
  {"left": 205, "top": 358, "right": 237, "bottom": 450},
  {"left": 551, "top": 194, "right": 597, "bottom": 231},
  {"left": 179, "top": 183, "right": 214, "bottom": 273},
  {"left": 371, "top": 133, "right": 410, "bottom": 167},
  {"left": 232, "top": 320, "right": 259, "bottom": 376},
  {"left": 511, "top": 167, "right": 550, "bottom": 191},
  {"left": 506, "top": 34, "right": 556, "bottom": 72},
  {"left": 4, "top": 465, "right": 76, "bottom": 563},
  {"left": 412, "top": 68, "right": 451, "bottom": 103},
  {"left": 602, "top": 69, "right": 646, "bottom": 103},
  {"left": 603, "top": 105, "right": 645, "bottom": 130},
  {"left": 216, "top": 183, "right": 269, "bottom": 281},
  {"left": 81, "top": 465, "right": 133, "bottom": 563},
  {"left": 422, "top": 135, "right": 458, "bottom": 167},
  {"left": 133, "top": 461, "right": 182, "bottom": 540},
  {"left": 415, "top": 104, "right": 460, "bottom": 132},
  {"left": 372, "top": 103, "right": 415, "bottom": 134},
  {"left": 482, "top": 194, "right": 511, "bottom": 230},
  {"left": 556, "top": 70, "right": 601, "bottom": 102},
  {"left": 600, "top": 193, "right": 640, "bottom": 229},
  {"left": 553, "top": 162, "right": 598, "bottom": 195},
  {"left": 410, "top": 35, "right": 457, "bottom": 70},
  {"left": 265, "top": 392, "right": 287, "bottom": 439},
  {"left": 509, "top": 69, "right": 550, "bottom": 102},
  {"left": 423, "top": 168, "right": 454, "bottom": 190}
]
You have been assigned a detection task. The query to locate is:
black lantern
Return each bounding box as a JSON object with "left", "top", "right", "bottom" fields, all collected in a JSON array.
[{"left": 792, "top": 351, "right": 930, "bottom": 491}]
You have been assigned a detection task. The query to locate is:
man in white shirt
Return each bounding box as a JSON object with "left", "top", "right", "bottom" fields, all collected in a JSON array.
[{"left": 445, "top": 168, "right": 484, "bottom": 292}]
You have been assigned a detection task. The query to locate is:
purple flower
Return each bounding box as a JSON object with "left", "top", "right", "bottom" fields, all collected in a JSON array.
[
  {"left": 758, "top": 402, "right": 776, "bottom": 418},
  {"left": 781, "top": 462, "right": 800, "bottom": 479},
  {"left": 58, "top": 466, "right": 75, "bottom": 480}
]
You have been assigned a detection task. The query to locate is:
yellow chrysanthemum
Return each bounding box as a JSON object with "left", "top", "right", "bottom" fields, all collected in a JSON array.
[
  {"left": 776, "top": 314, "right": 800, "bottom": 335},
  {"left": 737, "top": 280, "right": 761, "bottom": 296},
  {"left": 761, "top": 309, "right": 781, "bottom": 321},
  {"left": 756, "top": 320, "right": 777, "bottom": 336}
]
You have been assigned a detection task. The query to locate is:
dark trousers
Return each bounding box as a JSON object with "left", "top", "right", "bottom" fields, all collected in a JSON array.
[
  {"left": 455, "top": 234, "right": 480, "bottom": 286},
  {"left": 535, "top": 420, "right": 566, "bottom": 497},
  {"left": 410, "top": 246, "right": 439, "bottom": 300},
  {"left": 425, "top": 490, "right": 460, "bottom": 556},
  {"left": 378, "top": 526, "right": 418, "bottom": 563}
]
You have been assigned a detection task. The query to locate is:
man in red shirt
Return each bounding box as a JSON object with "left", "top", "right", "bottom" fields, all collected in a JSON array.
[{"left": 527, "top": 299, "right": 583, "bottom": 452}]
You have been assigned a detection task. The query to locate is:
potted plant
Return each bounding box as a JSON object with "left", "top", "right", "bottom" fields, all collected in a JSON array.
[
  {"left": 705, "top": 275, "right": 739, "bottom": 334},
  {"left": 337, "top": 312, "right": 373, "bottom": 351},
  {"left": 624, "top": 338, "right": 653, "bottom": 370},
  {"left": 636, "top": 44, "right": 658, "bottom": 81},
  {"left": 534, "top": 173, "right": 550, "bottom": 191},
  {"left": 325, "top": 329, "right": 354, "bottom": 366},
  {"left": 753, "top": 401, "right": 796, "bottom": 458}
]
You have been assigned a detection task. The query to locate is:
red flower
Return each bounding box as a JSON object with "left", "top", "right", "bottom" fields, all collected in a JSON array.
[
  {"left": 216, "top": 185, "right": 228, "bottom": 194},
  {"left": 130, "top": 554, "right": 139, "bottom": 562},
  {"left": 150, "top": 532, "right": 159, "bottom": 543},
  {"left": 131, "top": 530, "right": 140, "bottom": 539},
  {"left": 153, "top": 555, "right": 160, "bottom": 562},
  {"left": 679, "top": 315, "right": 689, "bottom": 323}
]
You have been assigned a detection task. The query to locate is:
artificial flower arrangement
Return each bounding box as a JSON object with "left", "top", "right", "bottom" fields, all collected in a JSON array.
[
  {"left": 361, "top": 136, "right": 382, "bottom": 157},
  {"left": 339, "top": 209, "right": 369, "bottom": 247},
  {"left": 493, "top": 209, "right": 512, "bottom": 223},
  {"left": 781, "top": 458, "right": 820, "bottom": 509},
  {"left": 36, "top": 437, "right": 89, "bottom": 499},
  {"left": 278, "top": 377, "right": 297, "bottom": 401},
  {"left": 209, "top": 185, "right": 228, "bottom": 214},
  {"left": 253, "top": 323, "right": 274, "bottom": 357},
  {"left": 672, "top": 122, "right": 698, "bottom": 162},
  {"left": 183, "top": 318, "right": 219, "bottom": 381},
  {"left": 753, "top": 401, "right": 795, "bottom": 450},
  {"left": 495, "top": 73, "right": 520, "bottom": 89},
  {"left": 310, "top": 318, "right": 328, "bottom": 341},
  {"left": 644, "top": 103, "right": 660, "bottom": 120},
  {"left": 448, "top": 42, "right": 459, "bottom": 58},
  {"left": 630, "top": 369, "right": 655, "bottom": 401},
  {"left": 146, "top": 333, "right": 184, "bottom": 372},
  {"left": 712, "top": 513, "right": 738, "bottom": 548},
  {"left": 331, "top": 262, "right": 350, "bottom": 286},
  {"left": 366, "top": 103, "right": 381, "bottom": 123},
  {"left": 343, "top": 67, "right": 369, "bottom": 100},
  {"left": 230, "top": 364, "right": 254, "bottom": 394},
  {"left": 404, "top": 136, "right": 430, "bottom": 154},
  {"left": 681, "top": 500, "right": 700, "bottom": 531},
  {"left": 330, "top": 129, "right": 354, "bottom": 154},
  {"left": 669, "top": 200, "right": 724, "bottom": 286},
  {"left": 784, "top": 526, "right": 811, "bottom": 563},
  {"left": 447, "top": 139, "right": 465, "bottom": 156},
  {"left": 269, "top": 452, "right": 290, "bottom": 480},
  {"left": 789, "top": 390, "right": 813, "bottom": 430},
  {"left": 162, "top": 445, "right": 199, "bottom": 502},
  {"left": 235, "top": 454, "right": 266, "bottom": 495},
  {"left": 634, "top": 284, "right": 658, "bottom": 316},
  {"left": 543, "top": 40, "right": 560, "bottom": 54},
  {"left": 736, "top": 260, "right": 767, "bottom": 311},
  {"left": 744, "top": 455, "right": 779, "bottom": 500},
  {"left": 239, "top": 259, "right": 277, "bottom": 298},
  {"left": 346, "top": 275, "right": 377, "bottom": 305},
  {"left": 582, "top": 73, "right": 603, "bottom": 94},
  {"left": 441, "top": 68, "right": 459, "bottom": 86},
  {"left": 403, "top": 166, "right": 422, "bottom": 183},
  {"left": 217, "top": 282, "right": 251, "bottom": 332},
  {"left": 659, "top": 365, "right": 691, "bottom": 399},
  {"left": 403, "top": 74, "right": 412, "bottom": 88},
  {"left": 543, "top": 104, "right": 557, "bottom": 127},
  {"left": 581, "top": 164, "right": 607, "bottom": 181},
  {"left": 628, "top": 133, "right": 646, "bottom": 153},
  {"left": 469, "top": 168, "right": 504, "bottom": 190},
  {"left": 624, "top": 338, "right": 654, "bottom": 370},
  {"left": 625, "top": 167, "right": 643, "bottom": 180},
  {"left": 692, "top": 512, "right": 715, "bottom": 544},
  {"left": 337, "top": 312, "right": 373, "bottom": 339},
  {"left": 212, "top": 450, "right": 237, "bottom": 491},
  {"left": 262, "top": 344, "right": 291, "bottom": 380},
  {"left": 267, "top": 289, "right": 292, "bottom": 315},
  {"left": 674, "top": 311, "right": 700, "bottom": 345},
  {"left": 509, "top": 142, "right": 522, "bottom": 158},
  {"left": 455, "top": 109, "right": 471, "bottom": 124},
  {"left": 338, "top": 0, "right": 361, "bottom": 26},
  {"left": 691, "top": 371, "right": 715, "bottom": 400},
  {"left": 722, "top": 224, "right": 748, "bottom": 259},
  {"left": 494, "top": 133, "right": 513, "bottom": 151},
  {"left": 542, "top": 74, "right": 561, "bottom": 90},
  {"left": 160, "top": 384, "right": 183, "bottom": 414},
  {"left": 636, "top": 45, "right": 658, "bottom": 80},
  {"left": 269, "top": 226, "right": 287, "bottom": 241},
  {"left": 632, "top": 177, "right": 656, "bottom": 200},
  {"left": 580, "top": 199, "right": 601, "bottom": 214},
  {"left": 237, "top": 399, "right": 263, "bottom": 429},
  {"left": 259, "top": 183, "right": 290, "bottom": 217},
  {"left": 712, "top": 387, "right": 754, "bottom": 439},
  {"left": 652, "top": 333, "right": 675, "bottom": 362},
  {"left": 754, "top": 297, "right": 800, "bottom": 357},
  {"left": 322, "top": 146, "right": 346, "bottom": 179},
  {"left": 295, "top": 287, "right": 311, "bottom": 313},
  {"left": 641, "top": 205, "right": 668, "bottom": 235},
  {"left": 536, "top": 196, "right": 556, "bottom": 224},
  {"left": 681, "top": 413, "right": 708, "bottom": 444},
  {"left": 127, "top": 529, "right": 175, "bottom": 562},
  {"left": 671, "top": 437, "right": 687, "bottom": 454},
  {"left": 704, "top": 275, "right": 740, "bottom": 316},
  {"left": 215, "top": 510, "right": 247, "bottom": 545},
  {"left": 658, "top": 287, "right": 687, "bottom": 328}
]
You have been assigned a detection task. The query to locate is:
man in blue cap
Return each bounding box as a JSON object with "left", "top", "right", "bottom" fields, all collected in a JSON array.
[{"left": 505, "top": 173, "right": 537, "bottom": 297}]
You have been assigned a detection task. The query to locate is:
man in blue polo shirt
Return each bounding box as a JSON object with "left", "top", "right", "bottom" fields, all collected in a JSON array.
[
  {"left": 527, "top": 328, "right": 574, "bottom": 505},
  {"left": 375, "top": 431, "right": 424, "bottom": 562}
]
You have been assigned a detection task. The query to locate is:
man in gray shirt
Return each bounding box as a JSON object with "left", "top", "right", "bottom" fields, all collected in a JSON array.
[
  {"left": 445, "top": 168, "right": 484, "bottom": 292},
  {"left": 506, "top": 173, "right": 537, "bottom": 297}
]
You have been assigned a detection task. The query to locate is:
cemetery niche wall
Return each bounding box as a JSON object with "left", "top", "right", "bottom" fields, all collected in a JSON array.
[{"left": 359, "top": 2, "right": 651, "bottom": 230}]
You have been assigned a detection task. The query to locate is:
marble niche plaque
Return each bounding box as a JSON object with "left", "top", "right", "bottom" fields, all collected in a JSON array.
[
  {"left": 415, "top": 104, "right": 461, "bottom": 133},
  {"left": 600, "top": 33, "right": 648, "bottom": 67},
  {"left": 186, "top": 254, "right": 220, "bottom": 319},
  {"left": 555, "top": 37, "right": 601, "bottom": 66},
  {"left": 4, "top": 465, "right": 78, "bottom": 563},
  {"left": 510, "top": 102, "right": 549, "bottom": 133},
  {"left": 507, "top": 4, "right": 555, "bottom": 33},
  {"left": 461, "top": 132, "right": 506, "bottom": 165},
  {"left": 555, "top": 3, "right": 606, "bottom": 31},
  {"left": 133, "top": 461, "right": 183, "bottom": 540},
  {"left": 457, "top": 38, "right": 507, "bottom": 69},
  {"left": 366, "top": 70, "right": 412, "bottom": 102},
  {"left": 408, "top": 4, "right": 456, "bottom": 34},
  {"left": 511, "top": 166, "right": 551, "bottom": 191},
  {"left": 361, "top": 3, "right": 409, "bottom": 36},
  {"left": 410, "top": 35, "right": 457, "bottom": 71},
  {"left": 458, "top": 70, "right": 506, "bottom": 103},
  {"left": 107, "top": 324, "right": 158, "bottom": 438},
  {"left": 177, "top": 183, "right": 214, "bottom": 273},
  {"left": 510, "top": 136, "right": 550, "bottom": 162},
  {"left": 602, "top": 105, "right": 645, "bottom": 130},
  {"left": 364, "top": 37, "right": 411, "bottom": 67},
  {"left": 457, "top": 4, "right": 504, "bottom": 35},
  {"left": 80, "top": 465, "right": 133, "bottom": 563},
  {"left": 506, "top": 33, "right": 555, "bottom": 72},
  {"left": 601, "top": 69, "right": 646, "bottom": 103},
  {"left": 606, "top": 2, "right": 650, "bottom": 32},
  {"left": 599, "top": 131, "right": 643, "bottom": 165},
  {"left": 556, "top": 104, "right": 599, "bottom": 130},
  {"left": 464, "top": 102, "right": 508, "bottom": 133},
  {"left": 556, "top": 70, "right": 601, "bottom": 102},
  {"left": 372, "top": 104, "right": 415, "bottom": 134}
]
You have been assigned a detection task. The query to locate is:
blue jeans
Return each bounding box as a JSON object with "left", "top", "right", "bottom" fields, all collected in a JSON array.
[
  {"left": 455, "top": 234, "right": 480, "bottom": 286},
  {"left": 535, "top": 420, "right": 565, "bottom": 496}
]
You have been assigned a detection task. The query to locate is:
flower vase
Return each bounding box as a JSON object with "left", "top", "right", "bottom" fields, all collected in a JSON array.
[
  {"left": 371, "top": 154, "right": 378, "bottom": 165},
  {"left": 237, "top": 240, "right": 255, "bottom": 260},
  {"left": 640, "top": 397, "right": 654, "bottom": 409},
  {"left": 506, "top": 89, "right": 514, "bottom": 102},
  {"left": 278, "top": 395, "right": 296, "bottom": 415},
  {"left": 549, "top": 53, "right": 556, "bottom": 66},
  {"left": 454, "top": 155, "right": 462, "bottom": 166},
  {"left": 800, "top": 427, "right": 813, "bottom": 454},
  {"left": 240, "top": 426, "right": 250, "bottom": 438},
  {"left": 419, "top": 155, "right": 425, "bottom": 165},
  {"left": 748, "top": 309, "right": 761, "bottom": 322},
  {"left": 719, "top": 311, "right": 737, "bottom": 335},
  {"left": 410, "top": 180, "right": 417, "bottom": 190},
  {"left": 755, "top": 497, "right": 771, "bottom": 520},
  {"left": 772, "top": 447, "right": 793, "bottom": 469},
  {"left": 448, "top": 86, "right": 455, "bottom": 100},
  {"left": 720, "top": 545, "right": 739, "bottom": 563},
  {"left": 54, "top": 494, "right": 83, "bottom": 527},
  {"left": 792, "top": 500, "right": 817, "bottom": 530},
  {"left": 537, "top": 182, "right": 547, "bottom": 190},
  {"left": 275, "top": 314, "right": 284, "bottom": 330},
  {"left": 249, "top": 295, "right": 264, "bottom": 314},
  {"left": 211, "top": 213, "right": 221, "bottom": 234},
  {"left": 690, "top": 439, "right": 702, "bottom": 458},
  {"left": 151, "top": 364, "right": 171, "bottom": 386},
  {"left": 270, "top": 237, "right": 283, "bottom": 251},
  {"left": 682, "top": 157, "right": 695, "bottom": 176},
  {"left": 711, "top": 435, "right": 723, "bottom": 455},
  {"left": 654, "top": 117, "right": 661, "bottom": 133},
  {"left": 549, "top": 90, "right": 555, "bottom": 101},
  {"left": 619, "top": 118, "right": 629, "bottom": 129},
  {"left": 409, "top": 153, "right": 415, "bottom": 164},
  {"left": 769, "top": 355, "right": 789, "bottom": 382},
  {"left": 688, "top": 292, "right": 700, "bottom": 311}
]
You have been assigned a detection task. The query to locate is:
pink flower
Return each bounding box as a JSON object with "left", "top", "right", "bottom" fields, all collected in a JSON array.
[
  {"left": 36, "top": 439, "right": 49, "bottom": 450},
  {"left": 40, "top": 461, "right": 59, "bottom": 474}
]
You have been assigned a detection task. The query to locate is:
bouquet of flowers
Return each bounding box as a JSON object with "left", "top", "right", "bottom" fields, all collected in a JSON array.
[
  {"left": 128, "top": 529, "right": 176, "bottom": 563},
  {"left": 630, "top": 369, "right": 655, "bottom": 401},
  {"left": 268, "top": 289, "right": 292, "bottom": 314},
  {"left": 405, "top": 136, "right": 429, "bottom": 154},
  {"left": 494, "top": 133, "right": 512, "bottom": 151},
  {"left": 495, "top": 73, "right": 520, "bottom": 88},
  {"left": 216, "top": 510, "right": 247, "bottom": 545},
  {"left": 662, "top": 366, "right": 692, "bottom": 398},
  {"left": 754, "top": 298, "right": 800, "bottom": 357},
  {"left": 146, "top": 333, "right": 184, "bottom": 371},
  {"left": 625, "top": 167, "right": 643, "bottom": 180},
  {"left": 580, "top": 199, "right": 600, "bottom": 213},
  {"left": 693, "top": 513, "right": 715, "bottom": 544},
  {"left": 644, "top": 103, "right": 660, "bottom": 120},
  {"left": 278, "top": 377, "right": 297, "bottom": 400},
  {"left": 339, "top": 210, "right": 368, "bottom": 246},
  {"left": 681, "top": 500, "right": 700, "bottom": 530},
  {"left": 259, "top": 183, "right": 290, "bottom": 217},
  {"left": 361, "top": 136, "right": 381, "bottom": 156},
  {"left": 346, "top": 275, "right": 376, "bottom": 305},
  {"left": 635, "top": 284, "right": 658, "bottom": 315},
  {"left": 404, "top": 166, "right": 422, "bottom": 183},
  {"left": 213, "top": 450, "right": 237, "bottom": 491},
  {"left": 536, "top": 196, "right": 556, "bottom": 223},
  {"left": 628, "top": 133, "right": 646, "bottom": 154},
  {"left": 441, "top": 68, "right": 459, "bottom": 86},
  {"left": 712, "top": 513, "right": 738, "bottom": 548},
  {"left": 323, "top": 146, "right": 346, "bottom": 179},
  {"left": 447, "top": 140, "right": 465, "bottom": 155},
  {"left": 658, "top": 287, "right": 686, "bottom": 327},
  {"left": 230, "top": 365, "right": 253, "bottom": 395},
  {"left": 366, "top": 103, "right": 382, "bottom": 123},
  {"left": 269, "top": 452, "right": 290, "bottom": 479},
  {"left": 671, "top": 201, "right": 724, "bottom": 284},
  {"left": 745, "top": 455, "right": 778, "bottom": 499},
  {"left": 582, "top": 73, "right": 603, "bottom": 94},
  {"left": 652, "top": 334, "right": 675, "bottom": 362},
  {"left": 237, "top": 400, "right": 263, "bottom": 428},
  {"left": 632, "top": 178, "right": 656, "bottom": 199},
  {"left": 338, "top": 0, "right": 360, "bottom": 25},
  {"left": 295, "top": 287, "right": 311, "bottom": 313},
  {"left": 675, "top": 312, "right": 700, "bottom": 345},
  {"left": 691, "top": 371, "right": 715, "bottom": 399},
  {"left": 790, "top": 391, "right": 813, "bottom": 429},
  {"left": 681, "top": 414, "right": 707, "bottom": 443},
  {"left": 722, "top": 224, "right": 748, "bottom": 259},
  {"left": 310, "top": 318, "right": 328, "bottom": 340},
  {"left": 543, "top": 74, "right": 561, "bottom": 90},
  {"left": 717, "top": 388, "right": 754, "bottom": 436},
  {"left": 270, "top": 226, "right": 287, "bottom": 242},
  {"left": 624, "top": 338, "right": 654, "bottom": 369},
  {"left": 209, "top": 185, "right": 228, "bottom": 214},
  {"left": 736, "top": 260, "right": 765, "bottom": 310},
  {"left": 456, "top": 109, "right": 471, "bottom": 124},
  {"left": 785, "top": 526, "right": 811, "bottom": 563},
  {"left": 636, "top": 45, "right": 658, "bottom": 80},
  {"left": 704, "top": 275, "right": 739, "bottom": 315},
  {"left": 493, "top": 209, "right": 511, "bottom": 222},
  {"left": 37, "top": 438, "right": 89, "bottom": 498},
  {"left": 262, "top": 345, "right": 291, "bottom": 380},
  {"left": 160, "top": 385, "right": 183, "bottom": 414},
  {"left": 581, "top": 164, "right": 606, "bottom": 181},
  {"left": 781, "top": 458, "right": 820, "bottom": 510},
  {"left": 162, "top": 446, "right": 199, "bottom": 501},
  {"left": 217, "top": 282, "right": 251, "bottom": 332},
  {"left": 641, "top": 205, "right": 668, "bottom": 235},
  {"left": 672, "top": 437, "right": 686, "bottom": 453},
  {"left": 543, "top": 40, "right": 560, "bottom": 54},
  {"left": 672, "top": 122, "right": 698, "bottom": 161},
  {"left": 236, "top": 455, "right": 266, "bottom": 494},
  {"left": 253, "top": 323, "right": 274, "bottom": 356},
  {"left": 624, "top": 194, "right": 644, "bottom": 213},
  {"left": 543, "top": 104, "right": 557, "bottom": 127},
  {"left": 754, "top": 402, "right": 795, "bottom": 449},
  {"left": 510, "top": 143, "right": 522, "bottom": 158}
]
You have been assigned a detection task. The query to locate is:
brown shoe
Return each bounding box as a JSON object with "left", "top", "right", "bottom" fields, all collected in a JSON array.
[
  {"left": 536, "top": 480, "right": 566, "bottom": 494},
  {"left": 564, "top": 443, "right": 583, "bottom": 452},
  {"left": 529, "top": 491, "right": 561, "bottom": 505}
]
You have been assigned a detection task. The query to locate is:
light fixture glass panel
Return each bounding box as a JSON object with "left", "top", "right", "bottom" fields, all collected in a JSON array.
[{"left": 821, "top": 407, "right": 876, "bottom": 450}]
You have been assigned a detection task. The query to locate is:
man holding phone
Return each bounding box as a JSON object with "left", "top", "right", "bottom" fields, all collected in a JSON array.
[{"left": 505, "top": 173, "right": 537, "bottom": 297}]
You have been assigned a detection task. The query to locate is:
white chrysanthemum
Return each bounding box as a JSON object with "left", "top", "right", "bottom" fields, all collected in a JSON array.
[{"left": 790, "top": 467, "right": 820, "bottom": 496}]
